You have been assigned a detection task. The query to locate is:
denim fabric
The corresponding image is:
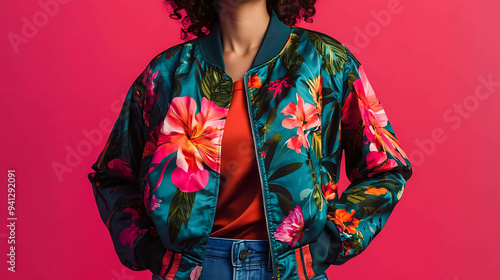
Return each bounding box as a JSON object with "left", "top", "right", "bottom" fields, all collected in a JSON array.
[{"left": 152, "top": 236, "right": 330, "bottom": 280}]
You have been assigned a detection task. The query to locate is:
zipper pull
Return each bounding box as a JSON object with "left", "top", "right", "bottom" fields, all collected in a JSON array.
[{"left": 270, "top": 265, "right": 278, "bottom": 280}]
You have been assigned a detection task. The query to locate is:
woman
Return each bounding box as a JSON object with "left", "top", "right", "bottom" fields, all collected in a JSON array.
[{"left": 87, "top": 0, "right": 413, "bottom": 279}]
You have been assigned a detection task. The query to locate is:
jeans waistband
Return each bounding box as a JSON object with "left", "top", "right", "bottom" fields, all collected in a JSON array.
[{"left": 206, "top": 236, "right": 273, "bottom": 271}]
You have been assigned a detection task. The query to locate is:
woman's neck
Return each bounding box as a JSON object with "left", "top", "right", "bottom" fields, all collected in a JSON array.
[{"left": 216, "top": 0, "right": 270, "bottom": 57}]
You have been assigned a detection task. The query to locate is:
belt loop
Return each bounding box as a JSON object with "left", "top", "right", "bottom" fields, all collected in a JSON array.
[
  {"left": 231, "top": 240, "right": 236, "bottom": 266},
  {"left": 232, "top": 240, "right": 244, "bottom": 267}
]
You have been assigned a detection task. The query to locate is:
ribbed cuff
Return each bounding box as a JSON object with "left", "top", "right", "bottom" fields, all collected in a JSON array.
[{"left": 135, "top": 232, "right": 167, "bottom": 274}]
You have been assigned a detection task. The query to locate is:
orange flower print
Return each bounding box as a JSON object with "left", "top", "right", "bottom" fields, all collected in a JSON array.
[
  {"left": 152, "top": 96, "right": 228, "bottom": 193},
  {"left": 322, "top": 180, "right": 338, "bottom": 201},
  {"left": 248, "top": 73, "right": 262, "bottom": 92},
  {"left": 306, "top": 76, "right": 323, "bottom": 114},
  {"left": 364, "top": 187, "right": 388, "bottom": 195},
  {"left": 329, "top": 208, "right": 359, "bottom": 234}
]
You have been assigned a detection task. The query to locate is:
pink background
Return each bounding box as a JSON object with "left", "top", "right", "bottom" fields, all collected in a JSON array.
[{"left": 1, "top": 0, "right": 499, "bottom": 279}]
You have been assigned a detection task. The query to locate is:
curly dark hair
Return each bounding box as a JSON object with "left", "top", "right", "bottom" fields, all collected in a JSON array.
[{"left": 162, "top": 0, "right": 316, "bottom": 40}]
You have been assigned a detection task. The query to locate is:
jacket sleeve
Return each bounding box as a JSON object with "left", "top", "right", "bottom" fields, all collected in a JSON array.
[
  {"left": 321, "top": 50, "right": 413, "bottom": 265},
  {"left": 87, "top": 64, "right": 166, "bottom": 273}
]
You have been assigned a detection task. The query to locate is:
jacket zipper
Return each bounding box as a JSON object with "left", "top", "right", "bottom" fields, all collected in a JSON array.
[{"left": 242, "top": 71, "right": 279, "bottom": 280}]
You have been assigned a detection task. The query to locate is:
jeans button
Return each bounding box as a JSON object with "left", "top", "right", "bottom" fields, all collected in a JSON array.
[{"left": 239, "top": 249, "right": 254, "bottom": 260}]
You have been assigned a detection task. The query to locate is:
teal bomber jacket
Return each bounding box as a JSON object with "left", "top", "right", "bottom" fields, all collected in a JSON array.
[{"left": 87, "top": 9, "right": 413, "bottom": 280}]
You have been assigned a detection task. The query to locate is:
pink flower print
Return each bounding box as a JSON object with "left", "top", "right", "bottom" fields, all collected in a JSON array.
[
  {"left": 140, "top": 64, "right": 159, "bottom": 127},
  {"left": 144, "top": 182, "right": 151, "bottom": 212},
  {"left": 281, "top": 93, "right": 320, "bottom": 153},
  {"left": 119, "top": 208, "right": 148, "bottom": 249},
  {"left": 144, "top": 180, "right": 162, "bottom": 212},
  {"left": 366, "top": 142, "right": 398, "bottom": 177},
  {"left": 190, "top": 265, "right": 203, "bottom": 280},
  {"left": 269, "top": 77, "right": 292, "bottom": 98},
  {"left": 274, "top": 205, "right": 305, "bottom": 248},
  {"left": 341, "top": 65, "right": 409, "bottom": 170},
  {"left": 142, "top": 124, "right": 160, "bottom": 160},
  {"left": 287, "top": 127, "right": 311, "bottom": 153},
  {"left": 149, "top": 194, "right": 162, "bottom": 212},
  {"left": 106, "top": 157, "right": 134, "bottom": 182},
  {"left": 152, "top": 96, "right": 228, "bottom": 193}
]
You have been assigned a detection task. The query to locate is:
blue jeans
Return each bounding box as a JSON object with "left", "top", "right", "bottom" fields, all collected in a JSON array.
[{"left": 152, "top": 236, "right": 329, "bottom": 280}]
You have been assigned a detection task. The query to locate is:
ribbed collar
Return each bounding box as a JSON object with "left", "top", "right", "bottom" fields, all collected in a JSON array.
[{"left": 198, "top": 9, "right": 292, "bottom": 71}]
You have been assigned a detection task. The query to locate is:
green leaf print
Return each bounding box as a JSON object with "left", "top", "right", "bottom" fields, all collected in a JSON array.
[
  {"left": 167, "top": 188, "right": 196, "bottom": 243},
  {"left": 312, "top": 182, "right": 324, "bottom": 212},
  {"left": 305, "top": 150, "right": 324, "bottom": 212},
  {"left": 324, "top": 99, "right": 342, "bottom": 158},
  {"left": 306, "top": 31, "right": 347, "bottom": 75},
  {"left": 281, "top": 33, "right": 304, "bottom": 74},
  {"left": 173, "top": 73, "right": 189, "bottom": 98},
  {"left": 346, "top": 194, "right": 367, "bottom": 204},
  {"left": 262, "top": 134, "right": 284, "bottom": 171},
  {"left": 362, "top": 206, "right": 381, "bottom": 216},
  {"left": 268, "top": 162, "right": 304, "bottom": 182},
  {"left": 276, "top": 192, "right": 294, "bottom": 217},
  {"left": 164, "top": 45, "right": 180, "bottom": 60},
  {"left": 269, "top": 184, "right": 294, "bottom": 217},
  {"left": 198, "top": 63, "right": 232, "bottom": 108},
  {"left": 311, "top": 131, "right": 322, "bottom": 160}
]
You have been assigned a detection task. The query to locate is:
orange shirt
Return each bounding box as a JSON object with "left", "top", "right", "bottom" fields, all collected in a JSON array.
[{"left": 209, "top": 79, "right": 269, "bottom": 240}]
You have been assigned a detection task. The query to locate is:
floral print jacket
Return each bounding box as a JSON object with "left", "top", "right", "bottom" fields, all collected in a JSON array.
[{"left": 87, "top": 9, "right": 413, "bottom": 280}]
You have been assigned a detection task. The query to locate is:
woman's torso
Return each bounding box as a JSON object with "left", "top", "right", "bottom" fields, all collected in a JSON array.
[{"left": 209, "top": 79, "right": 269, "bottom": 240}]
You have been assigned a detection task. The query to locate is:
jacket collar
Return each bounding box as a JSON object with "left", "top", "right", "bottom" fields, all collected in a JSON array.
[{"left": 199, "top": 9, "right": 292, "bottom": 71}]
